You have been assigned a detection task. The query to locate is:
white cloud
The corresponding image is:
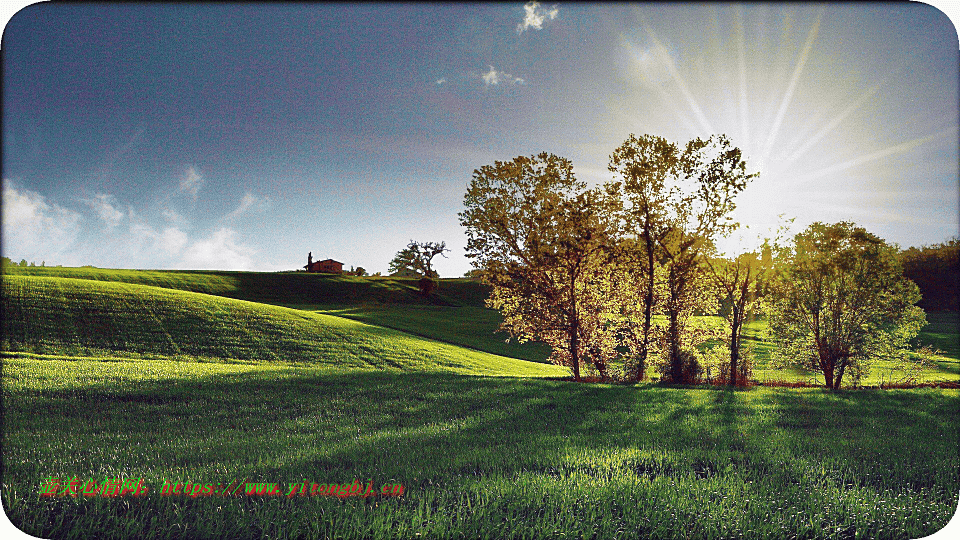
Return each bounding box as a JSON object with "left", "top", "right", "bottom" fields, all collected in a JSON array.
[
  {"left": 517, "top": 1, "right": 558, "bottom": 34},
  {"left": 223, "top": 192, "right": 269, "bottom": 221},
  {"left": 126, "top": 212, "right": 189, "bottom": 259},
  {"left": 177, "top": 227, "right": 257, "bottom": 270},
  {"left": 178, "top": 165, "right": 204, "bottom": 199},
  {"left": 2, "top": 179, "right": 82, "bottom": 262},
  {"left": 435, "top": 77, "right": 447, "bottom": 85},
  {"left": 480, "top": 66, "right": 525, "bottom": 86},
  {"left": 82, "top": 193, "right": 125, "bottom": 228}
]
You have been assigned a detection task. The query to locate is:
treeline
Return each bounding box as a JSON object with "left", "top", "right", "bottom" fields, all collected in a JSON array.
[
  {"left": 900, "top": 239, "right": 958, "bottom": 311},
  {"left": 460, "top": 133, "right": 932, "bottom": 389},
  {"left": 0, "top": 257, "right": 56, "bottom": 269}
]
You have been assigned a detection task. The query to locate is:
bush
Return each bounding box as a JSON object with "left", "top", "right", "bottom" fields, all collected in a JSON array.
[{"left": 418, "top": 277, "right": 438, "bottom": 296}]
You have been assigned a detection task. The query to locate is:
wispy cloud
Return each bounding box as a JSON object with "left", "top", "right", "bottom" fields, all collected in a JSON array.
[
  {"left": 223, "top": 192, "right": 270, "bottom": 221},
  {"left": 126, "top": 211, "right": 189, "bottom": 259},
  {"left": 82, "top": 193, "right": 125, "bottom": 228},
  {"left": 517, "top": 1, "right": 558, "bottom": 34},
  {"left": 178, "top": 165, "right": 204, "bottom": 199},
  {"left": 479, "top": 65, "right": 525, "bottom": 86},
  {"left": 2, "top": 179, "right": 82, "bottom": 262}
]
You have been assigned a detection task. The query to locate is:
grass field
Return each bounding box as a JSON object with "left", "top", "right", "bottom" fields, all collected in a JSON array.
[{"left": 2, "top": 267, "right": 958, "bottom": 538}]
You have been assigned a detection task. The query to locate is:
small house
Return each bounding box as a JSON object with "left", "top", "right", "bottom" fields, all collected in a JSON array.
[{"left": 304, "top": 252, "right": 343, "bottom": 274}]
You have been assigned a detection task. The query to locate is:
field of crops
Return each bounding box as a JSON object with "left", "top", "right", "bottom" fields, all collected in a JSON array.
[{"left": 2, "top": 267, "right": 958, "bottom": 539}]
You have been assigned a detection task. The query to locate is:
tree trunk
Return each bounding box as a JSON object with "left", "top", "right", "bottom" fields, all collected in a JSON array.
[
  {"left": 570, "top": 326, "right": 581, "bottom": 381},
  {"left": 729, "top": 306, "right": 740, "bottom": 386},
  {"left": 570, "top": 273, "right": 581, "bottom": 381},
  {"left": 635, "top": 230, "right": 657, "bottom": 382},
  {"left": 834, "top": 361, "right": 846, "bottom": 390},
  {"left": 823, "top": 360, "right": 835, "bottom": 390},
  {"left": 668, "top": 308, "right": 682, "bottom": 383}
]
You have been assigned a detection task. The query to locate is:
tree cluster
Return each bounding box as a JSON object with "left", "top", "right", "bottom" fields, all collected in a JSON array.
[
  {"left": 899, "top": 239, "right": 958, "bottom": 312},
  {"left": 460, "top": 134, "right": 929, "bottom": 389}
]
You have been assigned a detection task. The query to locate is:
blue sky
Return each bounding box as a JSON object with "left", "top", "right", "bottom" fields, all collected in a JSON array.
[{"left": 3, "top": 2, "right": 958, "bottom": 276}]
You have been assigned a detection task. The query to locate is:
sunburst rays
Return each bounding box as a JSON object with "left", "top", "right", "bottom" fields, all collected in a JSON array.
[{"left": 611, "top": 4, "right": 956, "bottom": 254}]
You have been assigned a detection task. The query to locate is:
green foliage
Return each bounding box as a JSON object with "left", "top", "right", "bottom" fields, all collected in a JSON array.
[
  {"left": 609, "top": 134, "right": 756, "bottom": 383},
  {"left": 768, "top": 222, "right": 927, "bottom": 389},
  {"left": 460, "top": 153, "right": 620, "bottom": 380}
]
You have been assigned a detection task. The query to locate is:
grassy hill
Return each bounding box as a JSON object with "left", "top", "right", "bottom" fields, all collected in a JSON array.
[
  {"left": 1, "top": 266, "right": 488, "bottom": 307},
  {"left": 2, "top": 266, "right": 553, "bottom": 363},
  {"left": 1, "top": 267, "right": 958, "bottom": 539},
  {"left": 1, "top": 275, "right": 560, "bottom": 377}
]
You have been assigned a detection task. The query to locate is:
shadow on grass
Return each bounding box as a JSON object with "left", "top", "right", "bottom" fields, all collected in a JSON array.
[{"left": 5, "top": 369, "right": 959, "bottom": 539}]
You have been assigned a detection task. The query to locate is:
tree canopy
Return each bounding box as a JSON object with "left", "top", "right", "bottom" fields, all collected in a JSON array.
[
  {"left": 459, "top": 153, "right": 618, "bottom": 380},
  {"left": 768, "top": 222, "right": 926, "bottom": 389},
  {"left": 388, "top": 241, "right": 449, "bottom": 279}
]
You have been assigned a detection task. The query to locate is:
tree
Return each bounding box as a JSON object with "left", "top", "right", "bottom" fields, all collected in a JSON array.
[
  {"left": 607, "top": 135, "right": 676, "bottom": 381},
  {"left": 610, "top": 134, "right": 755, "bottom": 383},
  {"left": 768, "top": 222, "right": 926, "bottom": 389},
  {"left": 703, "top": 247, "right": 769, "bottom": 386},
  {"left": 388, "top": 241, "right": 449, "bottom": 279},
  {"left": 460, "top": 153, "right": 618, "bottom": 380}
]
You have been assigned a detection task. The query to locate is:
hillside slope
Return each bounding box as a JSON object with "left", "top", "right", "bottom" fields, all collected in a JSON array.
[
  {"left": 1, "top": 275, "right": 563, "bottom": 377},
  {"left": 2, "top": 266, "right": 489, "bottom": 307}
]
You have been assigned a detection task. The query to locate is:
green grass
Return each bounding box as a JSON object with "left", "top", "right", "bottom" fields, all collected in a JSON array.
[
  {"left": 292, "top": 304, "right": 552, "bottom": 364},
  {"left": 2, "top": 266, "right": 959, "bottom": 538},
  {"left": 3, "top": 359, "right": 957, "bottom": 539},
  {"left": 2, "top": 266, "right": 491, "bottom": 308}
]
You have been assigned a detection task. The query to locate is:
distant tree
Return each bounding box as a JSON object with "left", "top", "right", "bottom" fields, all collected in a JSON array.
[
  {"left": 353, "top": 266, "right": 367, "bottom": 277},
  {"left": 768, "top": 222, "right": 927, "bottom": 389},
  {"left": 463, "top": 269, "right": 483, "bottom": 279},
  {"left": 703, "top": 247, "right": 769, "bottom": 386},
  {"left": 460, "top": 153, "right": 619, "bottom": 380},
  {"left": 19, "top": 259, "right": 28, "bottom": 267},
  {"left": 389, "top": 241, "right": 449, "bottom": 279},
  {"left": 900, "top": 239, "right": 959, "bottom": 311}
]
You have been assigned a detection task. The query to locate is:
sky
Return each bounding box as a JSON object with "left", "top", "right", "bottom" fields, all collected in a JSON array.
[{"left": 2, "top": 2, "right": 958, "bottom": 276}]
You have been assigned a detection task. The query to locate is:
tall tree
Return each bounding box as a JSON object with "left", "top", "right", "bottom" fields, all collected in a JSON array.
[
  {"left": 768, "top": 222, "right": 926, "bottom": 389},
  {"left": 611, "top": 134, "right": 755, "bottom": 383},
  {"left": 388, "top": 241, "right": 449, "bottom": 279},
  {"left": 607, "top": 135, "right": 676, "bottom": 381},
  {"left": 459, "top": 153, "right": 617, "bottom": 380}
]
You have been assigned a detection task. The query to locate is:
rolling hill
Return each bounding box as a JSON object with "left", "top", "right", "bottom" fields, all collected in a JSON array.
[{"left": 0, "top": 274, "right": 562, "bottom": 378}]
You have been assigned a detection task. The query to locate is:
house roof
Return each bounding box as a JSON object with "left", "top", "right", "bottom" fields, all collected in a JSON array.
[{"left": 317, "top": 259, "right": 342, "bottom": 265}]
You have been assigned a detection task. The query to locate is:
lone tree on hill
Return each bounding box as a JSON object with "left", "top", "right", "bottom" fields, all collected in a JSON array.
[
  {"left": 768, "top": 221, "right": 927, "bottom": 389},
  {"left": 389, "top": 241, "right": 449, "bottom": 279}
]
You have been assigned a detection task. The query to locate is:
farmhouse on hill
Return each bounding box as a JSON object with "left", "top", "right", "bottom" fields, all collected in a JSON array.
[{"left": 303, "top": 252, "right": 343, "bottom": 274}]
